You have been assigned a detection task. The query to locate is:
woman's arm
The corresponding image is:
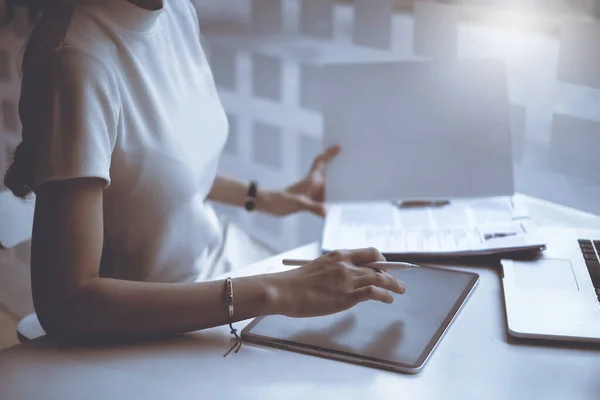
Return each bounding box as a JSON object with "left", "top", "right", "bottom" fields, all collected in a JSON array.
[
  {"left": 207, "top": 174, "right": 253, "bottom": 209},
  {"left": 32, "top": 178, "right": 406, "bottom": 342},
  {"left": 31, "top": 178, "right": 278, "bottom": 340},
  {"left": 208, "top": 174, "right": 324, "bottom": 217},
  {"left": 208, "top": 146, "right": 340, "bottom": 217}
]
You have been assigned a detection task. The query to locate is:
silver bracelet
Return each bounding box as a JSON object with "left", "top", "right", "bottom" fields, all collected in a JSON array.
[{"left": 224, "top": 277, "right": 242, "bottom": 357}]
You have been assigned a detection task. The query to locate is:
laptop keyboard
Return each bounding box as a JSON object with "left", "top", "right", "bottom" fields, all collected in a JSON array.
[{"left": 577, "top": 239, "right": 600, "bottom": 301}]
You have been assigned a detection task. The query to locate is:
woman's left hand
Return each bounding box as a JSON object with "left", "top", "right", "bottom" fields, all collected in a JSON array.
[{"left": 257, "top": 145, "right": 341, "bottom": 217}]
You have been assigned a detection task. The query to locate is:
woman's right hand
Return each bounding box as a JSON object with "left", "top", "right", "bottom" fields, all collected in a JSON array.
[{"left": 269, "top": 248, "right": 407, "bottom": 318}]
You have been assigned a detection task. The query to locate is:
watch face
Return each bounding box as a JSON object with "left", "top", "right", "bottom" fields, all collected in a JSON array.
[{"left": 245, "top": 200, "right": 255, "bottom": 211}]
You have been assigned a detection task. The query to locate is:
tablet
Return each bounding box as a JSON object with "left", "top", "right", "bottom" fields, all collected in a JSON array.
[{"left": 241, "top": 265, "right": 479, "bottom": 374}]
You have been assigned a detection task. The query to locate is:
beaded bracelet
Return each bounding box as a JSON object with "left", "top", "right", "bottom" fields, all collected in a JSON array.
[{"left": 223, "top": 277, "right": 242, "bottom": 357}]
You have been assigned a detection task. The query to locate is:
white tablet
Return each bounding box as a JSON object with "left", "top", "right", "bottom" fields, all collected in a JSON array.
[{"left": 241, "top": 265, "right": 479, "bottom": 374}]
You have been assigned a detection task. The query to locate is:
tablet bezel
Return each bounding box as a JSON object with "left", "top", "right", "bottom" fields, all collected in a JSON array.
[{"left": 241, "top": 266, "right": 479, "bottom": 374}]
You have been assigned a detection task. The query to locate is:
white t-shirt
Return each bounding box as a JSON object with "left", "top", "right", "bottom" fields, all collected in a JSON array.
[{"left": 21, "top": 0, "right": 228, "bottom": 282}]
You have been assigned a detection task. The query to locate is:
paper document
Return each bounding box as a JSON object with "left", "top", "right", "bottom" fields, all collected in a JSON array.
[{"left": 322, "top": 197, "right": 546, "bottom": 257}]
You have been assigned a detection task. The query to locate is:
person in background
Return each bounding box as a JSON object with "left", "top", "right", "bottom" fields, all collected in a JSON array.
[{"left": 3, "top": 0, "right": 406, "bottom": 345}]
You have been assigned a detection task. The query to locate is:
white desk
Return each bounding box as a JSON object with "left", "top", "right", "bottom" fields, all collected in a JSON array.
[{"left": 1, "top": 194, "right": 600, "bottom": 400}]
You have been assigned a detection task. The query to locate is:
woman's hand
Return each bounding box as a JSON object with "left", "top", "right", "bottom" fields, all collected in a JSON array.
[
  {"left": 268, "top": 248, "right": 407, "bottom": 318},
  {"left": 257, "top": 145, "right": 341, "bottom": 217}
]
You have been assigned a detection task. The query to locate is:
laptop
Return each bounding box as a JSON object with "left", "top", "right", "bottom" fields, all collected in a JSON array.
[{"left": 501, "top": 227, "right": 600, "bottom": 343}]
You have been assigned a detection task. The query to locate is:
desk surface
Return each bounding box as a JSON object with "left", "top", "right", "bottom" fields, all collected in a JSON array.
[{"left": 1, "top": 194, "right": 600, "bottom": 400}]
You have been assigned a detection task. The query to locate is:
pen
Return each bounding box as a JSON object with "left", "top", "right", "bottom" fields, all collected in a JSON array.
[
  {"left": 282, "top": 259, "right": 421, "bottom": 270},
  {"left": 392, "top": 200, "right": 450, "bottom": 209},
  {"left": 484, "top": 232, "right": 519, "bottom": 241}
]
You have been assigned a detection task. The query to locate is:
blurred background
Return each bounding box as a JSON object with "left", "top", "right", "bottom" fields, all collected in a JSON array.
[
  {"left": 195, "top": 0, "right": 600, "bottom": 252},
  {"left": 0, "top": 0, "right": 599, "bottom": 345},
  {"left": 2, "top": 0, "right": 600, "bottom": 252}
]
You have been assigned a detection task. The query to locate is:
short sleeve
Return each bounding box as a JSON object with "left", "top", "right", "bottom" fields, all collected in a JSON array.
[{"left": 21, "top": 47, "right": 119, "bottom": 190}]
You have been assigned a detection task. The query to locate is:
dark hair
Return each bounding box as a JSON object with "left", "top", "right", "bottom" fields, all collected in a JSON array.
[
  {"left": 4, "top": 0, "right": 65, "bottom": 198},
  {"left": 4, "top": 142, "right": 34, "bottom": 198}
]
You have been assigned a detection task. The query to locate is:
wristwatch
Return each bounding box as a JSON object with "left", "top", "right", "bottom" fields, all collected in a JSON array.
[{"left": 244, "top": 181, "right": 258, "bottom": 212}]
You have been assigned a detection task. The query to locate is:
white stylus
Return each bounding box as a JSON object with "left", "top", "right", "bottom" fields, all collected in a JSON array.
[{"left": 281, "top": 259, "right": 421, "bottom": 270}]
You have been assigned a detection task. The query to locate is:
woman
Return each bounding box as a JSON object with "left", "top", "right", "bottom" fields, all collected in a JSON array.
[{"left": 4, "top": 0, "right": 406, "bottom": 344}]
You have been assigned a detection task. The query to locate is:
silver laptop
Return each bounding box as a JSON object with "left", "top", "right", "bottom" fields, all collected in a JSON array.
[{"left": 501, "top": 227, "right": 600, "bottom": 343}]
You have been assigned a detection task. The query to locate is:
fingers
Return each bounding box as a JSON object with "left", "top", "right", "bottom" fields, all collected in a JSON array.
[
  {"left": 325, "top": 248, "right": 386, "bottom": 266},
  {"left": 295, "top": 196, "right": 325, "bottom": 217},
  {"left": 309, "top": 144, "right": 341, "bottom": 176},
  {"left": 346, "top": 247, "right": 386, "bottom": 266},
  {"left": 308, "top": 182, "right": 325, "bottom": 203},
  {"left": 350, "top": 285, "right": 394, "bottom": 305},
  {"left": 353, "top": 271, "right": 406, "bottom": 295}
]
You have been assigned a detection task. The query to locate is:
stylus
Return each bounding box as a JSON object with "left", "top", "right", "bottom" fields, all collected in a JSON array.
[{"left": 282, "top": 259, "right": 421, "bottom": 270}]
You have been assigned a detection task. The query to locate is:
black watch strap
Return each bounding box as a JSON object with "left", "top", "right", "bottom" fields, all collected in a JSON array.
[{"left": 244, "top": 181, "right": 257, "bottom": 211}]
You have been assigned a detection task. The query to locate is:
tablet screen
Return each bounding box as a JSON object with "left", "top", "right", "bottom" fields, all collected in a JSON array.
[{"left": 242, "top": 266, "right": 478, "bottom": 372}]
